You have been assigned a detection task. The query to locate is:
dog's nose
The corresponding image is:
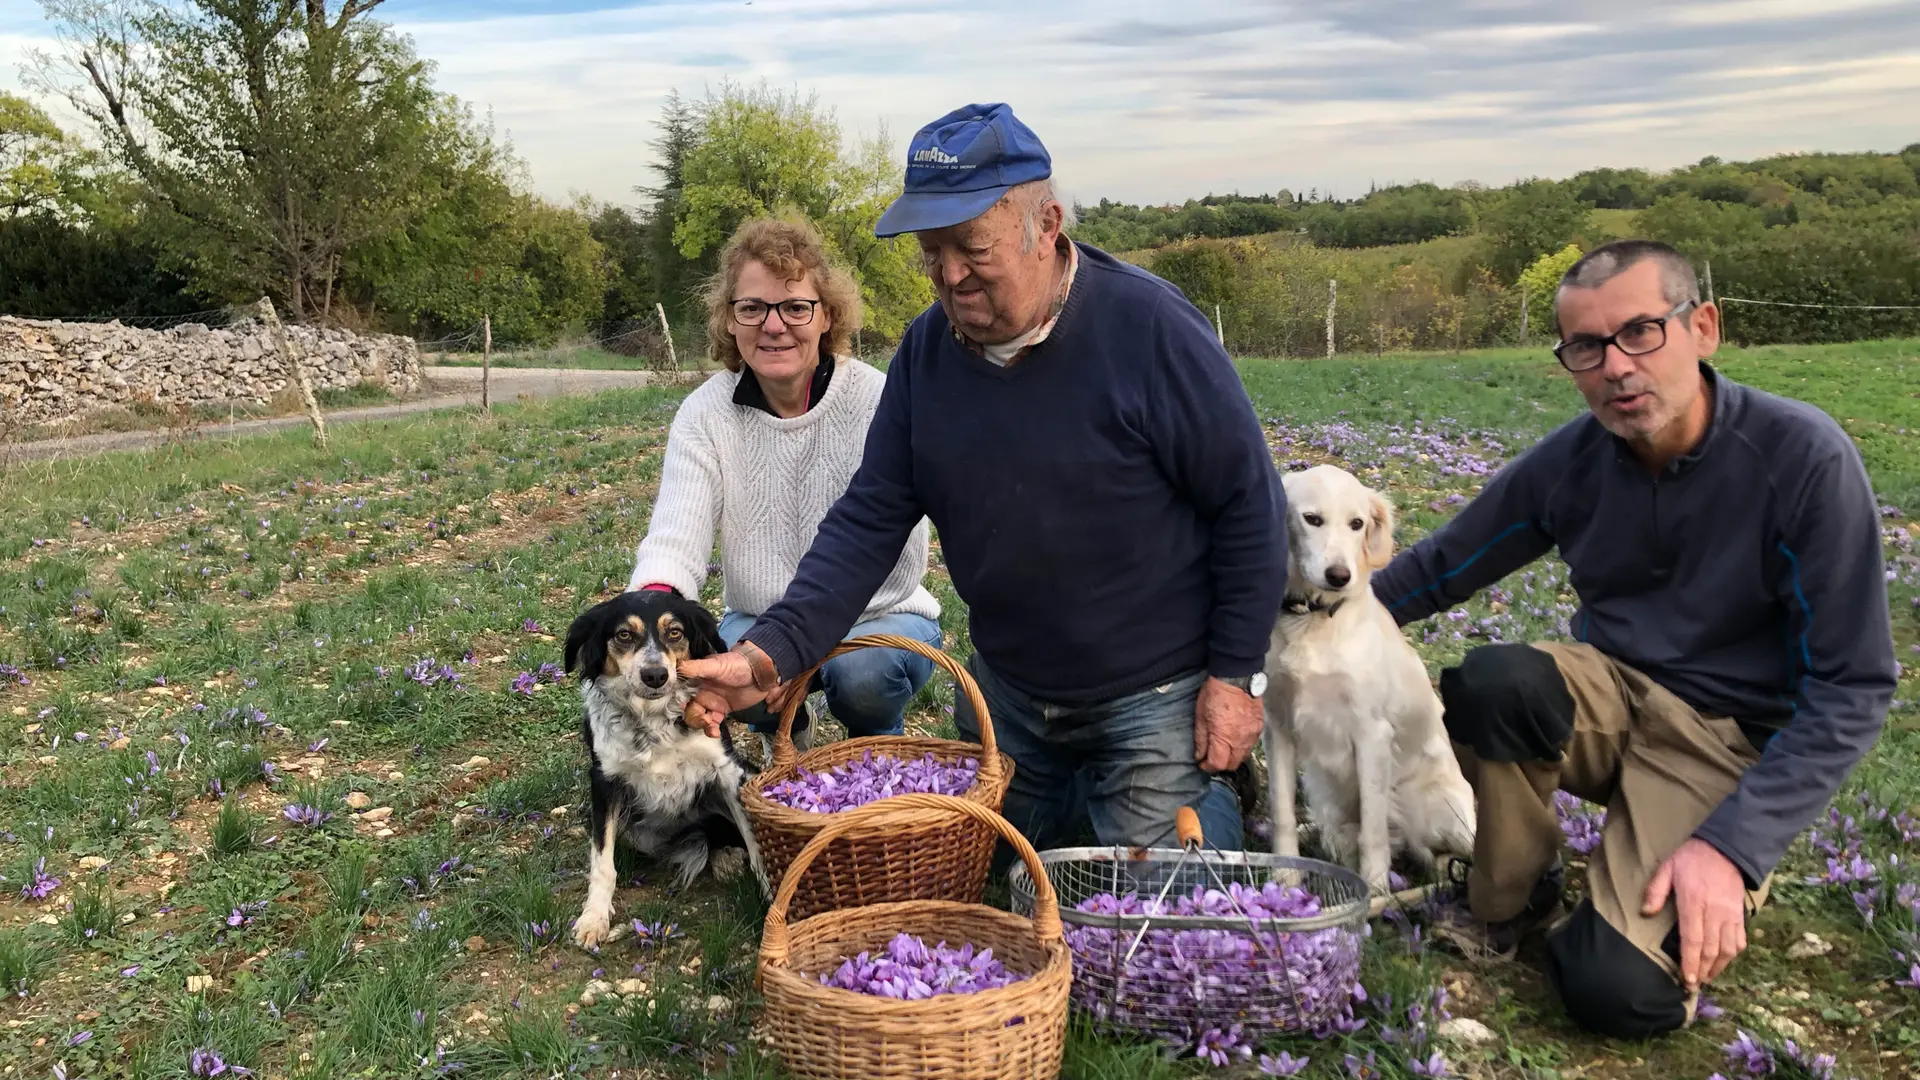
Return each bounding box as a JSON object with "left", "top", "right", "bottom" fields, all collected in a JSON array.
[
  {"left": 638, "top": 666, "right": 670, "bottom": 689},
  {"left": 1324, "top": 565, "right": 1351, "bottom": 588}
]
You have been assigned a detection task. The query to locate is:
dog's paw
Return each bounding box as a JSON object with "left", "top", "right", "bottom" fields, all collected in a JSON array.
[
  {"left": 709, "top": 847, "right": 748, "bottom": 882},
  {"left": 571, "top": 907, "right": 613, "bottom": 950}
]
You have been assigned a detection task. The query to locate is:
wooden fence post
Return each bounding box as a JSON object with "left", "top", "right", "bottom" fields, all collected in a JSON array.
[
  {"left": 1213, "top": 303, "right": 1224, "bottom": 347},
  {"left": 1704, "top": 260, "right": 1715, "bottom": 307},
  {"left": 481, "top": 315, "right": 492, "bottom": 413},
  {"left": 257, "top": 297, "right": 327, "bottom": 448},
  {"left": 1520, "top": 289, "right": 1530, "bottom": 348},
  {"left": 1325, "top": 279, "right": 1338, "bottom": 358},
  {"left": 656, "top": 303, "right": 678, "bottom": 369}
]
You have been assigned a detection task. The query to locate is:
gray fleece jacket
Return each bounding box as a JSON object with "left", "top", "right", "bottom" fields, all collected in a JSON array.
[{"left": 1370, "top": 362, "right": 1898, "bottom": 887}]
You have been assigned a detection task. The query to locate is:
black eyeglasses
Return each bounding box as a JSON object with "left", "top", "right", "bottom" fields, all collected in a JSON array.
[
  {"left": 1553, "top": 300, "right": 1696, "bottom": 372},
  {"left": 730, "top": 297, "right": 821, "bottom": 327}
]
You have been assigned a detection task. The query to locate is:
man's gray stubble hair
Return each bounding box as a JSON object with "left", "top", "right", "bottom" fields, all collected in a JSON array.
[{"left": 1553, "top": 239, "right": 1701, "bottom": 337}]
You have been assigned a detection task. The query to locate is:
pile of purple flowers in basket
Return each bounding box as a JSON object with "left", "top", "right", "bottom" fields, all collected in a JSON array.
[
  {"left": 1061, "top": 881, "right": 1361, "bottom": 1042},
  {"left": 762, "top": 750, "right": 980, "bottom": 813},
  {"left": 814, "top": 931, "right": 1029, "bottom": 999}
]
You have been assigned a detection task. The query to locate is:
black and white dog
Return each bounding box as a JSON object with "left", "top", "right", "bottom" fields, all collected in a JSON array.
[{"left": 562, "top": 590, "right": 768, "bottom": 949}]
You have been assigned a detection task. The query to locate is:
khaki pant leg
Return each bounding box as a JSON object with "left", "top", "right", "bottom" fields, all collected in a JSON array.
[
  {"left": 1585, "top": 659, "right": 1768, "bottom": 996},
  {"left": 1446, "top": 641, "right": 1633, "bottom": 922}
]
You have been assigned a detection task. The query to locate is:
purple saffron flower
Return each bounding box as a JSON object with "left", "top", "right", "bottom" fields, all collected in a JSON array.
[
  {"left": 1260, "top": 1053, "right": 1311, "bottom": 1076},
  {"left": 121, "top": 965, "right": 141, "bottom": 977},
  {"left": 22, "top": 858, "right": 60, "bottom": 901},
  {"left": 510, "top": 672, "right": 537, "bottom": 696},
  {"left": 67, "top": 1031, "right": 92, "bottom": 1047},
  {"left": 631, "top": 919, "right": 682, "bottom": 946},
  {"left": 281, "top": 804, "right": 331, "bottom": 828},
  {"left": 522, "top": 619, "right": 541, "bottom": 633},
  {"left": 1723, "top": 1030, "right": 1774, "bottom": 1076},
  {"left": 1196, "top": 1025, "right": 1252, "bottom": 1066}
]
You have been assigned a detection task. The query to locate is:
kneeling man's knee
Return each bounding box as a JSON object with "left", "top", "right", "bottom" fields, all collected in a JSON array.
[
  {"left": 1438, "top": 644, "right": 1576, "bottom": 763},
  {"left": 1546, "top": 899, "right": 1687, "bottom": 1040}
]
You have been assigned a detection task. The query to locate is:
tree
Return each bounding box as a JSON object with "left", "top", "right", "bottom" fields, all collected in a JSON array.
[
  {"left": 671, "top": 81, "right": 841, "bottom": 261},
  {"left": 1516, "top": 244, "right": 1584, "bottom": 336},
  {"left": 586, "top": 201, "right": 654, "bottom": 335},
  {"left": 659, "top": 81, "right": 932, "bottom": 346},
  {"left": 35, "top": 0, "right": 456, "bottom": 320},
  {"left": 1479, "top": 179, "right": 1591, "bottom": 280},
  {"left": 816, "top": 127, "right": 934, "bottom": 342},
  {"left": 1633, "top": 194, "right": 1768, "bottom": 263},
  {"left": 344, "top": 109, "right": 606, "bottom": 344},
  {"left": 1570, "top": 167, "right": 1655, "bottom": 210},
  {"left": 638, "top": 89, "right": 705, "bottom": 320},
  {"left": 0, "top": 92, "right": 73, "bottom": 217}
]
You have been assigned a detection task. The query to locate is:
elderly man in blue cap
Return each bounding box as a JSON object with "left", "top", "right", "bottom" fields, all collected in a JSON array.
[{"left": 680, "top": 103, "right": 1287, "bottom": 856}]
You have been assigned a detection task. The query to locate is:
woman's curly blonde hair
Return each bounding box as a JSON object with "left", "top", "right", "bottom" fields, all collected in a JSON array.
[{"left": 704, "top": 216, "right": 862, "bottom": 372}]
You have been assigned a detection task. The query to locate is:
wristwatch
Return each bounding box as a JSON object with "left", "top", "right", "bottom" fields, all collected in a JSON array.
[{"left": 1219, "top": 672, "right": 1268, "bottom": 698}]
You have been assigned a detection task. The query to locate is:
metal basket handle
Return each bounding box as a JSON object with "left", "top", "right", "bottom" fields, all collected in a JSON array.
[
  {"left": 769, "top": 634, "right": 1001, "bottom": 788},
  {"left": 758, "top": 793, "right": 1063, "bottom": 972}
]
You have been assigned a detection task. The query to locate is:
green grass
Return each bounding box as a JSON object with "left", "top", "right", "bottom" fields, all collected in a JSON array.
[
  {"left": 0, "top": 338, "right": 1913, "bottom": 1078},
  {"left": 427, "top": 344, "right": 689, "bottom": 371}
]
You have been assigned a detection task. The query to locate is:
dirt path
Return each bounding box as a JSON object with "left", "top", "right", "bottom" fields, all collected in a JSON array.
[{"left": 0, "top": 366, "right": 706, "bottom": 464}]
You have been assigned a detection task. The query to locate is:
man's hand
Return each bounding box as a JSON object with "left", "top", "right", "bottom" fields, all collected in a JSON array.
[
  {"left": 1642, "top": 837, "right": 1750, "bottom": 991},
  {"left": 678, "top": 652, "right": 769, "bottom": 738},
  {"left": 1195, "top": 677, "right": 1263, "bottom": 773}
]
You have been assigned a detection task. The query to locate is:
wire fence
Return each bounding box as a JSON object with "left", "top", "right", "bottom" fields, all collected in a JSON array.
[{"left": 7, "top": 285, "right": 1917, "bottom": 378}]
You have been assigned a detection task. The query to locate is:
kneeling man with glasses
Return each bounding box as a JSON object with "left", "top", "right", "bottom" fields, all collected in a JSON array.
[{"left": 1369, "top": 240, "right": 1897, "bottom": 1038}]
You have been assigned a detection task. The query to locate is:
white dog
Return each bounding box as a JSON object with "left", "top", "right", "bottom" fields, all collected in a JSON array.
[{"left": 1260, "top": 464, "right": 1476, "bottom": 894}]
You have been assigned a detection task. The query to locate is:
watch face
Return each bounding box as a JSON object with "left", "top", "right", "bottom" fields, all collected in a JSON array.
[{"left": 1249, "top": 672, "right": 1268, "bottom": 696}]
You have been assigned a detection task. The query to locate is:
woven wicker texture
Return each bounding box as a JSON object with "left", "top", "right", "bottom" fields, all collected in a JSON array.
[
  {"left": 739, "top": 634, "right": 1014, "bottom": 921},
  {"left": 757, "top": 794, "right": 1072, "bottom": 1080}
]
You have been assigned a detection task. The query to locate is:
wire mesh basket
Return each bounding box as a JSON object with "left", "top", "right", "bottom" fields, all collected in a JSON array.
[{"left": 1006, "top": 808, "right": 1369, "bottom": 1048}]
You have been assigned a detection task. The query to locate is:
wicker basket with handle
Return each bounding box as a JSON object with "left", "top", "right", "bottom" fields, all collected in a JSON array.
[
  {"left": 756, "top": 793, "right": 1072, "bottom": 1080},
  {"left": 738, "top": 633, "right": 1014, "bottom": 921}
]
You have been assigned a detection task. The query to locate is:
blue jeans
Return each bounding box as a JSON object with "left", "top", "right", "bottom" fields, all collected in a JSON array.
[
  {"left": 951, "top": 652, "right": 1245, "bottom": 867},
  {"left": 717, "top": 610, "right": 943, "bottom": 738}
]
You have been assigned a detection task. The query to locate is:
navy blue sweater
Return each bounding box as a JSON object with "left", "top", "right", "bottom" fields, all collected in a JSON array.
[
  {"left": 1371, "top": 364, "right": 1898, "bottom": 887},
  {"left": 741, "top": 242, "right": 1288, "bottom": 705}
]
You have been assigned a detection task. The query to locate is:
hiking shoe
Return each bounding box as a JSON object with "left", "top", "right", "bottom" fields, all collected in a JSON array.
[{"left": 1432, "top": 859, "right": 1565, "bottom": 960}]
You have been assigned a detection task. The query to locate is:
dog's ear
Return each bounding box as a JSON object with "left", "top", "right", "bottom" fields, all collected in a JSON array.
[
  {"left": 678, "top": 600, "right": 724, "bottom": 659},
  {"left": 1363, "top": 489, "right": 1396, "bottom": 570},
  {"left": 564, "top": 602, "right": 611, "bottom": 680}
]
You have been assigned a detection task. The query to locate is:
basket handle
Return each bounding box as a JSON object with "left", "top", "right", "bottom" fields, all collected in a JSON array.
[
  {"left": 769, "top": 634, "right": 1000, "bottom": 785},
  {"left": 758, "top": 793, "right": 1062, "bottom": 971}
]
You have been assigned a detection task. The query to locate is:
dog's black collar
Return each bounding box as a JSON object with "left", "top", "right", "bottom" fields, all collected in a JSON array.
[{"left": 1283, "top": 592, "right": 1345, "bottom": 617}]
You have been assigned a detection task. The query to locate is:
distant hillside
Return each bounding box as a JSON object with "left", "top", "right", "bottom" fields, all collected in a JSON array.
[{"left": 1087, "top": 147, "right": 1920, "bottom": 355}]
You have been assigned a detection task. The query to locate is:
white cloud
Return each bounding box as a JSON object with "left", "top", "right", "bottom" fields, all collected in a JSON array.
[{"left": 4, "top": 0, "right": 1917, "bottom": 209}]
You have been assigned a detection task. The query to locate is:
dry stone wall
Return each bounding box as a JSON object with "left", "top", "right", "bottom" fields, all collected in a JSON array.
[{"left": 0, "top": 316, "right": 425, "bottom": 428}]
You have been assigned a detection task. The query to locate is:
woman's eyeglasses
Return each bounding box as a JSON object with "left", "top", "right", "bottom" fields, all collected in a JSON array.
[{"left": 731, "top": 298, "right": 821, "bottom": 327}]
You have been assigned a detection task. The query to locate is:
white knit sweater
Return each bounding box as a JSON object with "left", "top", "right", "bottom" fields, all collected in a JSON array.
[{"left": 627, "top": 355, "right": 941, "bottom": 626}]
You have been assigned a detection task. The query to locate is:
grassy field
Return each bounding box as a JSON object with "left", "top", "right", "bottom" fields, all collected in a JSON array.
[
  {"left": 5, "top": 385, "right": 401, "bottom": 445},
  {"left": 0, "top": 338, "right": 1914, "bottom": 1079},
  {"left": 426, "top": 347, "right": 673, "bottom": 372}
]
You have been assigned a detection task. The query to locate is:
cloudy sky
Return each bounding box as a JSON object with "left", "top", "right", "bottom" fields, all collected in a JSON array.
[{"left": 2, "top": 0, "right": 1917, "bottom": 209}]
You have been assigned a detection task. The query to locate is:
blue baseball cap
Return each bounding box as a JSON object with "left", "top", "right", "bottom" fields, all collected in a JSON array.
[{"left": 873, "top": 103, "right": 1052, "bottom": 238}]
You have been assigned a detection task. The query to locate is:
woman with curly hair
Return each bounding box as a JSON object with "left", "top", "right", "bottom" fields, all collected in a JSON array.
[{"left": 628, "top": 216, "right": 941, "bottom": 753}]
